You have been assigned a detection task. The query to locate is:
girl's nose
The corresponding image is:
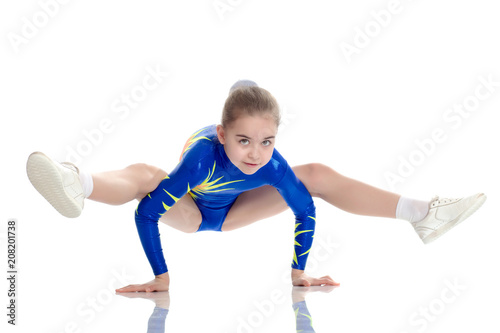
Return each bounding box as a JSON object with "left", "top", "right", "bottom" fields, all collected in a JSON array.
[{"left": 248, "top": 146, "right": 259, "bottom": 160}]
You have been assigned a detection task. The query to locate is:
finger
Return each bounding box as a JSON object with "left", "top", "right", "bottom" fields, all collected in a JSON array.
[
  {"left": 309, "top": 279, "right": 325, "bottom": 286},
  {"left": 317, "top": 275, "right": 340, "bottom": 285},
  {"left": 321, "top": 279, "right": 340, "bottom": 286},
  {"left": 116, "top": 284, "right": 142, "bottom": 293},
  {"left": 311, "top": 277, "right": 338, "bottom": 286},
  {"left": 115, "top": 284, "right": 134, "bottom": 292},
  {"left": 319, "top": 275, "right": 333, "bottom": 282}
]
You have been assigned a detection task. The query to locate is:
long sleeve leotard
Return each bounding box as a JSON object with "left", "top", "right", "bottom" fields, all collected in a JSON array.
[{"left": 135, "top": 125, "right": 316, "bottom": 275}]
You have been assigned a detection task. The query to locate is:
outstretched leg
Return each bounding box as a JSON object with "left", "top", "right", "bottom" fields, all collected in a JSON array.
[
  {"left": 222, "top": 163, "right": 485, "bottom": 245},
  {"left": 300, "top": 163, "right": 400, "bottom": 218},
  {"left": 222, "top": 163, "right": 400, "bottom": 231},
  {"left": 90, "top": 163, "right": 168, "bottom": 204},
  {"left": 27, "top": 152, "right": 202, "bottom": 232}
]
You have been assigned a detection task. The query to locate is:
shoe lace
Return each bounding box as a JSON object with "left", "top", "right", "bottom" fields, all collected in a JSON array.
[
  {"left": 430, "top": 196, "right": 455, "bottom": 206},
  {"left": 61, "top": 161, "right": 80, "bottom": 174}
]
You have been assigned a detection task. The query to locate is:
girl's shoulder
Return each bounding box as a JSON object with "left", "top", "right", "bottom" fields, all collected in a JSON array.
[
  {"left": 260, "top": 148, "right": 290, "bottom": 184},
  {"left": 270, "top": 147, "right": 289, "bottom": 168},
  {"left": 178, "top": 124, "right": 219, "bottom": 164}
]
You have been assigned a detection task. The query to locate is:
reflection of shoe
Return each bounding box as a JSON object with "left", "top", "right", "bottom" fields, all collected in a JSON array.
[
  {"left": 26, "top": 152, "right": 84, "bottom": 218},
  {"left": 412, "top": 193, "right": 486, "bottom": 244}
]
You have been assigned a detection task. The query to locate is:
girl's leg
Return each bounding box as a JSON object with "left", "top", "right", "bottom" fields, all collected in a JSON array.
[
  {"left": 27, "top": 152, "right": 202, "bottom": 232},
  {"left": 223, "top": 162, "right": 485, "bottom": 245},
  {"left": 89, "top": 163, "right": 168, "bottom": 204},
  {"left": 302, "top": 163, "right": 400, "bottom": 218},
  {"left": 90, "top": 163, "right": 202, "bottom": 233},
  {"left": 301, "top": 164, "right": 430, "bottom": 223},
  {"left": 222, "top": 184, "right": 289, "bottom": 231},
  {"left": 222, "top": 163, "right": 400, "bottom": 231}
]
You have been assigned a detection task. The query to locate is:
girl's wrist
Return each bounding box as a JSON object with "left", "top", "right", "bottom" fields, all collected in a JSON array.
[{"left": 155, "top": 272, "right": 169, "bottom": 280}]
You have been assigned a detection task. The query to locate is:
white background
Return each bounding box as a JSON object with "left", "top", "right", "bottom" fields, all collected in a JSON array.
[{"left": 1, "top": 0, "right": 499, "bottom": 332}]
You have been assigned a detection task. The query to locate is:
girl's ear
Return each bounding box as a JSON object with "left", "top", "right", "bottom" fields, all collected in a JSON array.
[{"left": 216, "top": 124, "right": 226, "bottom": 144}]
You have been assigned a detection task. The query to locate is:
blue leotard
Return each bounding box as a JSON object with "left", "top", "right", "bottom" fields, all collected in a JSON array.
[{"left": 135, "top": 125, "right": 316, "bottom": 275}]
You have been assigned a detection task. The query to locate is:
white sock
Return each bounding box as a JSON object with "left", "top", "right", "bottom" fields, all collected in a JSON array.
[
  {"left": 78, "top": 170, "right": 94, "bottom": 198},
  {"left": 396, "top": 196, "right": 429, "bottom": 223}
]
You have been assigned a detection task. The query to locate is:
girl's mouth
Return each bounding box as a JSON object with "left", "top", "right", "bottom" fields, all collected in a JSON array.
[{"left": 244, "top": 162, "right": 259, "bottom": 168}]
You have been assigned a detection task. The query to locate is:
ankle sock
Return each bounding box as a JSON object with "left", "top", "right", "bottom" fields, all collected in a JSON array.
[
  {"left": 78, "top": 170, "right": 94, "bottom": 198},
  {"left": 396, "top": 196, "right": 429, "bottom": 223}
]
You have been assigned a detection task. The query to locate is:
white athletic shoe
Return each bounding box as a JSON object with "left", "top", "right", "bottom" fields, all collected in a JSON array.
[
  {"left": 412, "top": 193, "right": 486, "bottom": 244},
  {"left": 26, "top": 152, "right": 84, "bottom": 218}
]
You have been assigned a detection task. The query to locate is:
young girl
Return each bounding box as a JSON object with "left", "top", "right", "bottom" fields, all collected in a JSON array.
[{"left": 26, "top": 80, "right": 486, "bottom": 292}]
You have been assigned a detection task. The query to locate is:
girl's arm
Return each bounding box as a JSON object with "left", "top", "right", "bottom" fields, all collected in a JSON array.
[
  {"left": 275, "top": 163, "right": 339, "bottom": 286},
  {"left": 275, "top": 163, "right": 317, "bottom": 271},
  {"left": 115, "top": 153, "right": 207, "bottom": 293},
  {"left": 116, "top": 126, "right": 214, "bottom": 292},
  {"left": 134, "top": 160, "right": 204, "bottom": 276}
]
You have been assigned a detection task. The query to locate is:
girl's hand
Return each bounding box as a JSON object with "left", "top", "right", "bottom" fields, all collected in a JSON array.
[
  {"left": 291, "top": 269, "right": 340, "bottom": 287},
  {"left": 116, "top": 272, "right": 170, "bottom": 293}
]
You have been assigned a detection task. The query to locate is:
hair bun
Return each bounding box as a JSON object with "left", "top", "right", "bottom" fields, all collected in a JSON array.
[{"left": 229, "top": 80, "right": 259, "bottom": 94}]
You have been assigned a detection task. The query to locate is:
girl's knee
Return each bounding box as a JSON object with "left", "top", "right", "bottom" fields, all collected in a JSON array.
[
  {"left": 293, "top": 163, "right": 338, "bottom": 197},
  {"left": 126, "top": 163, "right": 160, "bottom": 176},
  {"left": 133, "top": 163, "right": 166, "bottom": 178},
  {"left": 126, "top": 163, "right": 167, "bottom": 198},
  {"left": 309, "top": 163, "right": 338, "bottom": 178}
]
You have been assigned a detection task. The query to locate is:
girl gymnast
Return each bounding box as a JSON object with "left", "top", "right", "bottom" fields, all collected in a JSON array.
[{"left": 26, "top": 80, "right": 486, "bottom": 292}]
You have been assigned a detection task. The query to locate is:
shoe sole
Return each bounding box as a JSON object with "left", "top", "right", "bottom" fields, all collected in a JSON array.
[
  {"left": 422, "top": 193, "right": 487, "bottom": 244},
  {"left": 26, "top": 152, "right": 82, "bottom": 218}
]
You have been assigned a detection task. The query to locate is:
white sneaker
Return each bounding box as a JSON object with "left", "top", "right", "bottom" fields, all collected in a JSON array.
[
  {"left": 26, "top": 152, "right": 84, "bottom": 218},
  {"left": 412, "top": 193, "right": 486, "bottom": 244}
]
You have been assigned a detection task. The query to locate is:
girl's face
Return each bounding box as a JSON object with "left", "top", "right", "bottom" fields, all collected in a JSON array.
[{"left": 217, "top": 114, "right": 278, "bottom": 175}]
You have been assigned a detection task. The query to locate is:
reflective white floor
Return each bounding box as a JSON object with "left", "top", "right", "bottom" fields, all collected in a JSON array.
[{"left": 2, "top": 207, "right": 499, "bottom": 332}]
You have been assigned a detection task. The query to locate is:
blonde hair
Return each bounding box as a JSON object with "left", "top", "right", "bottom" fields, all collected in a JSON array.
[{"left": 221, "top": 86, "right": 281, "bottom": 129}]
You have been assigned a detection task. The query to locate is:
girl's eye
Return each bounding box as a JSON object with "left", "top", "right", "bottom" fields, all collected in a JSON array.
[
  {"left": 239, "top": 139, "right": 250, "bottom": 145},
  {"left": 262, "top": 140, "right": 272, "bottom": 147}
]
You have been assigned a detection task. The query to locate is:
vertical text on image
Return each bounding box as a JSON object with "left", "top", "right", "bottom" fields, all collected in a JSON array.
[{"left": 6, "top": 219, "right": 18, "bottom": 326}]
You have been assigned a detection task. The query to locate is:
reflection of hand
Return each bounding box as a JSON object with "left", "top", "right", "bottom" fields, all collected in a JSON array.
[
  {"left": 117, "top": 292, "right": 170, "bottom": 333},
  {"left": 291, "top": 270, "right": 340, "bottom": 287},
  {"left": 116, "top": 291, "right": 171, "bottom": 310},
  {"left": 292, "top": 285, "right": 337, "bottom": 303},
  {"left": 116, "top": 272, "right": 170, "bottom": 293},
  {"left": 292, "top": 285, "right": 337, "bottom": 333}
]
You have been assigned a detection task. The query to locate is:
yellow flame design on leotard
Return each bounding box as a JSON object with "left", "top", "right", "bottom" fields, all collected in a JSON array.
[
  {"left": 179, "top": 128, "right": 211, "bottom": 161},
  {"left": 190, "top": 160, "right": 245, "bottom": 200},
  {"left": 160, "top": 189, "right": 180, "bottom": 214},
  {"left": 293, "top": 216, "right": 315, "bottom": 266},
  {"left": 137, "top": 128, "right": 243, "bottom": 217}
]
